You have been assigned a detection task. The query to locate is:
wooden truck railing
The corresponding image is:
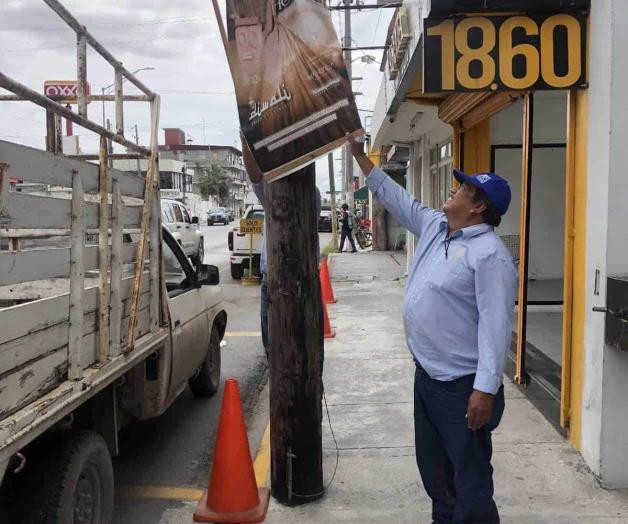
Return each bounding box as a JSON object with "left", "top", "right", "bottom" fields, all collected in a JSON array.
[{"left": 0, "top": 0, "right": 165, "bottom": 459}]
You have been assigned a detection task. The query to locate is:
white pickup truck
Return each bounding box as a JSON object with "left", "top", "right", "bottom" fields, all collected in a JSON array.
[
  {"left": 0, "top": 140, "right": 227, "bottom": 522},
  {"left": 228, "top": 205, "right": 265, "bottom": 279}
]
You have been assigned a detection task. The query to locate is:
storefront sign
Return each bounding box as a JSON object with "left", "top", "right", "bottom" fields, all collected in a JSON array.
[
  {"left": 240, "top": 218, "right": 263, "bottom": 235},
  {"left": 222, "top": 0, "right": 363, "bottom": 181},
  {"left": 387, "top": 7, "right": 412, "bottom": 81},
  {"left": 44, "top": 80, "right": 92, "bottom": 104},
  {"left": 423, "top": 13, "right": 587, "bottom": 92},
  {"left": 160, "top": 189, "right": 182, "bottom": 200}
]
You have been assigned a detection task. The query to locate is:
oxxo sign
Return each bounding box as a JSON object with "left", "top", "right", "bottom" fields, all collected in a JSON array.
[
  {"left": 43, "top": 81, "right": 92, "bottom": 104},
  {"left": 423, "top": 13, "right": 587, "bottom": 92}
]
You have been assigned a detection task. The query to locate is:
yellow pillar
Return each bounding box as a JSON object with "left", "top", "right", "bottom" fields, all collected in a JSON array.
[
  {"left": 562, "top": 89, "right": 588, "bottom": 450},
  {"left": 462, "top": 119, "right": 491, "bottom": 173}
]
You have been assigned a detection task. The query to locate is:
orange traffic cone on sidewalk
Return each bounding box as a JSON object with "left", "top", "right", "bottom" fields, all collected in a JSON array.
[
  {"left": 322, "top": 299, "right": 336, "bottom": 339},
  {"left": 194, "top": 378, "right": 270, "bottom": 523},
  {"left": 320, "top": 258, "right": 337, "bottom": 304}
]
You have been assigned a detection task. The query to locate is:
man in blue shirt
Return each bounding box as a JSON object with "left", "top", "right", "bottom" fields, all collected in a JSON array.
[{"left": 350, "top": 140, "right": 517, "bottom": 524}]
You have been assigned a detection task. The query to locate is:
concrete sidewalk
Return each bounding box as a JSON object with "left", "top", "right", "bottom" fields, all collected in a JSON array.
[{"left": 265, "top": 250, "right": 628, "bottom": 523}]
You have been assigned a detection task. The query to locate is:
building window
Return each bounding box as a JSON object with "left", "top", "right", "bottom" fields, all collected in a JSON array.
[
  {"left": 184, "top": 174, "right": 193, "bottom": 193},
  {"left": 160, "top": 172, "right": 173, "bottom": 190},
  {"left": 430, "top": 141, "right": 452, "bottom": 209}
]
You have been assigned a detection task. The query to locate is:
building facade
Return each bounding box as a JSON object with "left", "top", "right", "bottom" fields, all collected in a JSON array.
[
  {"left": 369, "top": 0, "right": 628, "bottom": 487},
  {"left": 160, "top": 128, "right": 249, "bottom": 217},
  {"left": 112, "top": 157, "right": 209, "bottom": 219}
]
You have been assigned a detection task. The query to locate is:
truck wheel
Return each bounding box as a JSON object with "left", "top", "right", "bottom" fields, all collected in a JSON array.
[
  {"left": 189, "top": 327, "right": 221, "bottom": 397},
  {"left": 230, "top": 262, "right": 243, "bottom": 280},
  {"left": 25, "top": 431, "right": 114, "bottom": 524}
]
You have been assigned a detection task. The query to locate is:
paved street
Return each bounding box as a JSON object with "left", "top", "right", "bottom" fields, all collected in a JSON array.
[{"left": 112, "top": 224, "right": 333, "bottom": 523}]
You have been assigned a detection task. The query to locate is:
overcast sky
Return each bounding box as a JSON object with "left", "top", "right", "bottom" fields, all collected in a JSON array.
[{"left": 0, "top": 0, "right": 393, "bottom": 194}]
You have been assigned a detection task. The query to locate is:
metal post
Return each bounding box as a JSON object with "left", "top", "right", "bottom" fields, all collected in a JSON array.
[
  {"left": 127, "top": 96, "right": 160, "bottom": 351},
  {"left": 54, "top": 113, "right": 63, "bottom": 154},
  {"left": 110, "top": 177, "right": 122, "bottom": 356},
  {"left": 328, "top": 152, "right": 338, "bottom": 251},
  {"left": 65, "top": 104, "right": 73, "bottom": 136},
  {"left": 68, "top": 169, "right": 85, "bottom": 380},
  {"left": 115, "top": 68, "right": 124, "bottom": 136},
  {"left": 249, "top": 233, "right": 254, "bottom": 278},
  {"left": 98, "top": 136, "right": 110, "bottom": 363},
  {"left": 46, "top": 109, "right": 56, "bottom": 153},
  {"left": 76, "top": 32, "right": 87, "bottom": 118},
  {"left": 135, "top": 124, "right": 141, "bottom": 176},
  {"left": 343, "top": 0, "right": 354, "bottom": 213},
  {"left": 101, "top": 87, "right": 106, "bottom": 128}
]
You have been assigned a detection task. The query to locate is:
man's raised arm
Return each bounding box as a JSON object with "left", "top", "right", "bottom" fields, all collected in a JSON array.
[{"left": 350, "top": 139, "right": 440, "bottom": 237}]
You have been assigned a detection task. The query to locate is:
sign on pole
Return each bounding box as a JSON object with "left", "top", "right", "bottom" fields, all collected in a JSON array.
[
  {"left": 423, "top": 13, "right": 588, "bottom": 93},
  {"left": 217, "top": 0, "right": 364, "bottom": 181},
  {"left": 240, "top": 218, "right": 264, "bottom": 235},
  {"left": 44, "top": 81, "right": 92, "bottom": 104}
]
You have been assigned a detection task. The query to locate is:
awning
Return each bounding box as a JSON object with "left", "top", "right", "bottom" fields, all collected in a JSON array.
[{"left": 354, "top": 186, "right": 369, "bottom": 201}]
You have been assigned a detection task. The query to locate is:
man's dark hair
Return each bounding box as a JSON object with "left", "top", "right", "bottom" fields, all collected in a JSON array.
[
  {"left": 473, "top": 187, "right": 502, "bottom": 227},
  {"left": 341, "top": 203, "right": 349, "bottom": 210}
]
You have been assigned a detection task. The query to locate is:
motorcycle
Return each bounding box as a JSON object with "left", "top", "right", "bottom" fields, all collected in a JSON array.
[{"left": 355, "top": 218, "right": 373, "bottom": 249}]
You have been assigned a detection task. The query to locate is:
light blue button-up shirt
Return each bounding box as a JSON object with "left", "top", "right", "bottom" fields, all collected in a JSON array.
[{"left": 366, "top": 166, "right": 517, "bottom": 394}]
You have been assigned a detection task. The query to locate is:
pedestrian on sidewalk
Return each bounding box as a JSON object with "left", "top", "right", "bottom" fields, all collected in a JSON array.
[
  {"left": 350, "top": 139, "right": 517, "bottom": 524},
  {"left": 241, "top": 137, "right": 324, "bottom": 371},
  {"left": 338, "top": 203, "right": 358, "bottom": 253}
]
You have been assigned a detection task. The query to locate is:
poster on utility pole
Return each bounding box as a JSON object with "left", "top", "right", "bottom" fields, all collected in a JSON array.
[{"left": 222, "top": 0, "right": 364, "bottom": 181}]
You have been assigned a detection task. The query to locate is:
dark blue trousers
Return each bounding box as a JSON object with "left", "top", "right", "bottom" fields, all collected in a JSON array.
[{"left": 414, "top": 365, "right": 505, "bottom": 524}]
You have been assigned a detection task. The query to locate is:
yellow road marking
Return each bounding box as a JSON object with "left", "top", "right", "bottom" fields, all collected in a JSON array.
[
  {"left": 117, "top": 486, "right": 204, "bottom": 501},
  {"left": 224, "top": 331, "right": 262, "bottom": 337},
  {"left": 253, "top": 423, "right": 271, "bottom": 487},
  {"left": 118, "top": 422, "right": 272, "bottom": 500}
]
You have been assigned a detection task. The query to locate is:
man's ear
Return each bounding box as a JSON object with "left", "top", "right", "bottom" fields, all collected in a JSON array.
[{"left": 471, "top": 201, "right": 487, "bottom": 216}]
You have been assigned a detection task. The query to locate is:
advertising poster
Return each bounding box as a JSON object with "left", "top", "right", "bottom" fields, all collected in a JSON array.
[{"left": 222, "top": 0, "right": 364, "bottom": 181}]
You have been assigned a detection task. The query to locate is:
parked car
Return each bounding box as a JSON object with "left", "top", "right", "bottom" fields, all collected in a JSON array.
[
  {"left": 318, "top": 205, "right": 333, "bottom": 232},
  {"left": 226, "top": 208, "right": 235, "bottom": 222},
  {"left": 161, "top": 198, "right": 204, "bottom": 265},
  {"left": 228, "top": 205, "right": 265, "bottom": 279},
  {"left": 208, "top": 207, "right": 229, "bottom": 226}
]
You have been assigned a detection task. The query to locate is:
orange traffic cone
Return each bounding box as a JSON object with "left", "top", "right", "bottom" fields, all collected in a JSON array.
[
  {"left": 322, "top": 299, "right": 336, "bottom": 339},
  {"left": 194, "top": 378, "right": 270, "bottom": 523},
  {"left": 320, "top": 258, "right": 337, "bottom": 304}
]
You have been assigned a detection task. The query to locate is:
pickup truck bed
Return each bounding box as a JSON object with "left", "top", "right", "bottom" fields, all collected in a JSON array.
[{"left": 0, "top": 139, "right": 227, "bottom": 522}]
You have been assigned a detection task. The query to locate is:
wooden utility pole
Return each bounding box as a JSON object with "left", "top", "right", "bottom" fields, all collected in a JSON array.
[{"left": 266, "top": 164, "right": 323, "bottom": 505}]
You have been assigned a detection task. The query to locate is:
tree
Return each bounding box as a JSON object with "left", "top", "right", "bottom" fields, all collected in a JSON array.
[{"left": 195, "top": 162, "right": 231, "bottom": 203}]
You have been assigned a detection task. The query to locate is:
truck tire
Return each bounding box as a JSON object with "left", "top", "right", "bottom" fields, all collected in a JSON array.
[
  {"left": 24, "top": 431, "right": 114, "bottom": 524},
  {"left": 230, "top": 262, "right": 243, "bottom": 280},
  {"left": 189, "top": 327, "right": 221, "bottom": 397}
]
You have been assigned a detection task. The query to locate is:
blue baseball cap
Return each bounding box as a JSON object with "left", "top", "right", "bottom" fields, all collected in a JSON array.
[{"left": 453, "top": 169, "right": 512, "bottom": 216}]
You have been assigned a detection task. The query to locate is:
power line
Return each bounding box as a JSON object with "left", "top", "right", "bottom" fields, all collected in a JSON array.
[
  {"left": 9, "top": 14, "right": 212, "bottom": 33},
  {"left": 159, "top": 89, "right": 234, "bottom": 96},
  {"left": 4, "top": 33, "right": 201, "bottom": 53}
]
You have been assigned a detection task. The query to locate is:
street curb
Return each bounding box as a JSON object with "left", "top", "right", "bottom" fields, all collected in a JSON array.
[{"left": 250, "top": 381, "right": 271, "bottom": 488}]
